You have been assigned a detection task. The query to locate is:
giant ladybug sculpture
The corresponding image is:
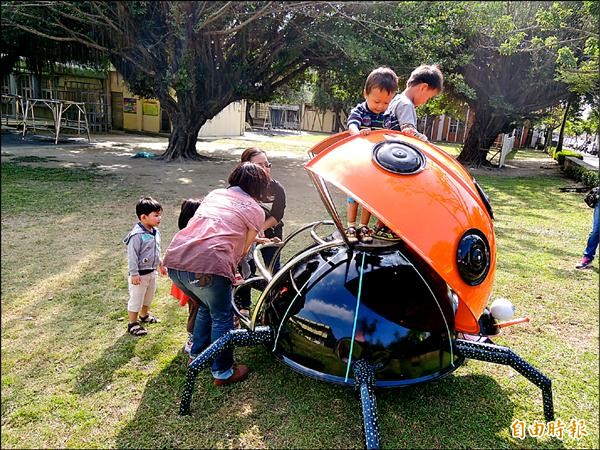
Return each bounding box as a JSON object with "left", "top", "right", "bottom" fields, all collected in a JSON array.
[{"left": 179, "top": 130, "right": 554, "bottom": 449}]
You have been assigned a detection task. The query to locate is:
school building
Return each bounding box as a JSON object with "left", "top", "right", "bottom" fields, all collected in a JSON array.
[
  {"left": 419, "top": 112, "right": 538, "bottom": 149},
  {"left": 1, "top": 61, "right": 245, "bottom": 138},
  {"left": 108, "top": 70, "right": 245, "bottom": 137},
  {"left": 2, "top": 59, "right": 539, "bottom": 148}
]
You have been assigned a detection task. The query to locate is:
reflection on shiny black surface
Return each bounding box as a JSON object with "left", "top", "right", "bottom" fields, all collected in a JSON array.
[{"left": 259, "top": 243, "right": 463, "bottom": 387}]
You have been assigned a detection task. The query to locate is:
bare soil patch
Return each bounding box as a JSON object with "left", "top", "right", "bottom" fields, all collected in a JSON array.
[
  {"left": 1, "top": 130, "right": 562, "bottom": 184},
  {"left": 468, "top": 155, "right": 562, "bottom": 178},
  {"left": 0, "top": 129, "right": 328, "bottom": 231}
]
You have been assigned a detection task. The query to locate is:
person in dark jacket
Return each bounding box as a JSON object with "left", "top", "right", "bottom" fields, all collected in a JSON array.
[{"left": 235, "top": 148, "right": 287, "bottom": 319}]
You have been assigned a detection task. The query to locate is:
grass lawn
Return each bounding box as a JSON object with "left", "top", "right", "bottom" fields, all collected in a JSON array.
[
  {"left": 1, "top": 142, "right": 598, "bottom": 449},
  {"left": 432, "top": 141, "right": 462, "bottom": 156}
]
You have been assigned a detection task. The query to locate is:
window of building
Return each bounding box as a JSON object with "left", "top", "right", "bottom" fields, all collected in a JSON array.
[
  {"left": 254, "top": 102, "right": 269, "bottom": 119},
  {"left": 17, "top": 74, "right": 33, "bottom": 99},
  {"left": 515, "top": 127, "right": 523, "bottom": 140},
  {"left": 449, "top": 119, "right": 458, "bottom": 134},
  {"left": 40, "top": 77, "right": 58, "bottom": 99},
  {"left": 1, "top": 75, "right": 10, "bottom": 95}
]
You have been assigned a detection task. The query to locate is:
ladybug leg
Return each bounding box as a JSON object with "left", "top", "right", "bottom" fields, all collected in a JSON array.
[
  {"left": 353, "top": 360, "right": 382, "bottom": 450},
  {"left": 454, "top": 339, "right": 554, "bottom": 421},
  {"left": 179, "top": 326, "right": 273, "bottom": 415}
]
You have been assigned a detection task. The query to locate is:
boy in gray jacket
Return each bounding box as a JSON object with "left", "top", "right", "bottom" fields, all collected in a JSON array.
[{"left": 123, "top": 196, "right": 167, "bottom": 336}]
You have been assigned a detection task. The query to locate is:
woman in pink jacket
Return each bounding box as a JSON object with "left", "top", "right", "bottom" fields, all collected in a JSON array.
[{"left": 163, "top": 162, "right": 270, "bottom": 386}]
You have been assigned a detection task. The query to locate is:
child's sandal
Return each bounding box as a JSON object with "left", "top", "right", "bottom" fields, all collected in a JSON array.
[
  {"left": 358, "top": 226, "right": 373, "bottom": 243},
  {"left": 139, "top": 314, "right": 161, "bottom": 324},
  {"left": 345, "top": 226, "right": 359, "bottom": 244},
  {"left": 128, "top": 321, "right": 147, "bottom": 336},
  {"left": 373, "top": 226, "right": 401, "bottom": 241}
]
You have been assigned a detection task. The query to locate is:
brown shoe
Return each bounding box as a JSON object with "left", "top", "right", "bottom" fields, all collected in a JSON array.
[{"left": 213, "top": 364, "right": 250, "bottom": 387}]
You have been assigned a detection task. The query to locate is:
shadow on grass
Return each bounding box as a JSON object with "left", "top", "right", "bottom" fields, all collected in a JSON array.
[
  {"left": 74, "top": 333, "right": 140, "bottom": 395},
  {"left": 378, "top": 372, "right": 565, "bottom": 449},
  {"left": 114, "top": 346, "right": 563, "bottom": 449}
]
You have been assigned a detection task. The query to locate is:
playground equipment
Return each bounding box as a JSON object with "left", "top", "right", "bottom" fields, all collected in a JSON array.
[{"left": 179, "top": 130, "right": 554, "bottom": 449}]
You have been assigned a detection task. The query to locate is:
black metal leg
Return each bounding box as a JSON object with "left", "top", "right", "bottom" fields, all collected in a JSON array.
[
  {"left": 179, "top": 326, "right": 273, "bottom": 415},
  {"left": 454, "top": 339, "right": 554, "bottom": 421},
  {"left": 353, "top": 359, "right": 381, "bottom": 450}
]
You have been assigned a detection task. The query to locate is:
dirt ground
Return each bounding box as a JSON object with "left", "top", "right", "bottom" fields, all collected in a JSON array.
[
  {"left": 0, "top": 128, "right": 567, "bottom": 225},
  {"left": 0, "top": 129, "right": 332, "bottom": 233},
  {"left": 0, "top": 128, "right": 564, "bottom": 177}
]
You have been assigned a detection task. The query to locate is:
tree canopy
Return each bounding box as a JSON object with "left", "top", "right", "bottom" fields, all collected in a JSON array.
[
  {"left": 0, "top": 2, "right": 108, "bottom": 77},
  {"left": 435, "top": 1, "right": 598, "bottom": 165},
  {"left": 2, "top": 1, "right": 345, "bottom": 160},
  {"left": 2, "top": 1, "right": 597, "bottom": 163},
  {"left": 303, "top": 1, "right": 598, "bottom": 165}
]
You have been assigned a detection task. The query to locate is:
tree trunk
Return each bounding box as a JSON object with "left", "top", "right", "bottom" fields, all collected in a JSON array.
[
  {"left": 245, "top": 101, "right": 254, "bottom": 127},
  {"left": 524, "top": 128, "right": 533, "bottom": 148},
  {"left": 543, "top": 128, "right": 555, "bottom": 153},
  {"left": 157, "top": 102, "right": 208, "bottom": 161},
  {"left": 556, "top": 101, "right": 570, "bottom": 153},
  {"left": 456, "top": 105, "right": 508, "bottom": 167},
  {"left": 160, "top": 122, "right": 206, "bottom": 161},
  {"left": 332, "top": 106, "right": 345, "bottom": 132},
  {"left": 156, "top": 96, "right": 230, "bottom": 161}
]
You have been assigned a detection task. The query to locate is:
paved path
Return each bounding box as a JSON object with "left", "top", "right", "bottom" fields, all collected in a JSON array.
[
  {"left": 2, "top": 129, "right": 587, "bottom": 180},
  {"left": 582, "top": 154, "right": 599, "bottom": 169}
]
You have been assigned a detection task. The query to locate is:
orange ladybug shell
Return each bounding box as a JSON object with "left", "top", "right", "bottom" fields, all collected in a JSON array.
[{"left": 305, "top": 130, "right": 496, "bottom": 333}]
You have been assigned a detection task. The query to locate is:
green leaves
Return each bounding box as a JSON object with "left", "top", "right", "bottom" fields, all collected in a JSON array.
[
  {"left": 544, "top": 36, "right": 559, "bottom": 49},
  {"left": 556, "top": 46, "right": 577, "bottom": 69},
  {"left": 492, "top": 15, "right": 516, "bottom": 39},
  {"left": 535, "top": 2, "right": 575, "bottom": 32},
  {"left": 498, "top": 32, "right": 526, "bottom": 56}
]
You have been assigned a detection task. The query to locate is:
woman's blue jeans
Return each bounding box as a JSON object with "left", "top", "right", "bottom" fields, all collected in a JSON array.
[
  {"left": 168, "top": 269, "right": 234, "bottom": 380},
  {"left": 584, "top": 202, "right": 600, "bottom": 260}
]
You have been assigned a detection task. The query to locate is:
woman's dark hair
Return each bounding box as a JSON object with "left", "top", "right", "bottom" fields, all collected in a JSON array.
[
  {"left": 228, "top": 162, "right": 270, "bottom": 200},
  {"left": 178, "top": 198, "right": 202, "bottom": 230},
  {"left": 136, "top": 196, "right": 162, "bottom": 219},
  {"left": 240, "top": 147, "right": 266, "bottom": 162}
]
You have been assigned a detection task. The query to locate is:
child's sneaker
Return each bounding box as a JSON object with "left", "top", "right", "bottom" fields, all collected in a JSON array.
[
  {"left": 576, "top": 256, "right": 593, "bottom": 270},
  {"left": 345, "top": 226, "right": 359, "bottom": 244},
  {"left": 373, "top": 226, "right": 401, "bottom": 241},
  {"left": 357, "top": 226, "right": 373, "bottom": 243}
]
